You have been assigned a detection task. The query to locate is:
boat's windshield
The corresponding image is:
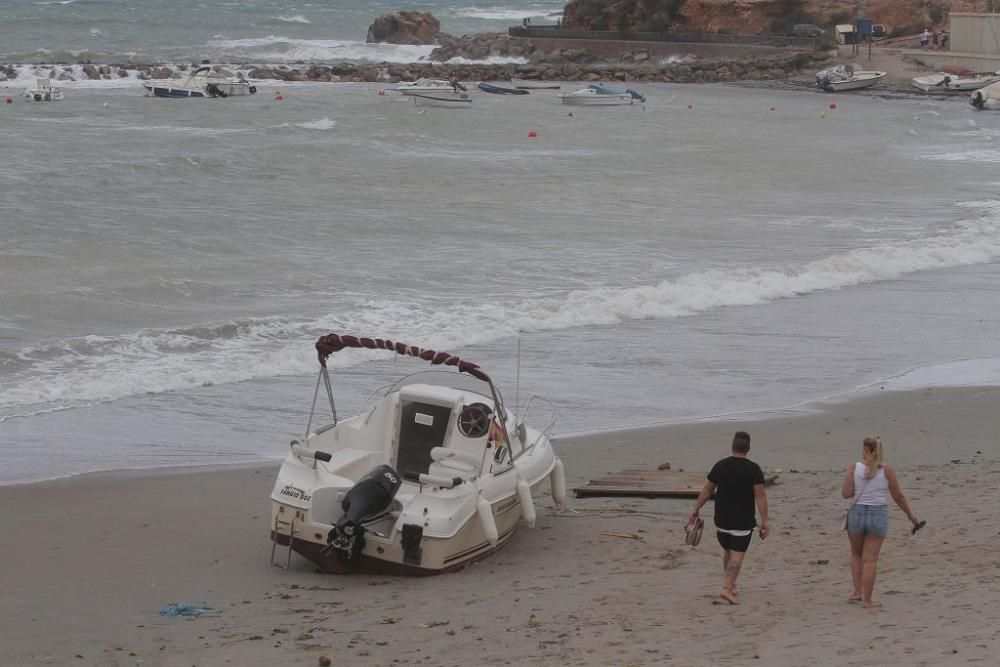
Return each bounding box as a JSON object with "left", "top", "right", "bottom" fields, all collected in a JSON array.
[{"left": 358, "top": 369, "right": 503, "bottom": 414}]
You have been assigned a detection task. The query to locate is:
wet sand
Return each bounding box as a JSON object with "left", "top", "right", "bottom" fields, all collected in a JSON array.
[{"left": 2, "top": 386, "right": 998, "bottom": 666}]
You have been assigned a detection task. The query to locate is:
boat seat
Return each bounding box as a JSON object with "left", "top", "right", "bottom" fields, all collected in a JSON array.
[{"left": 427, "top": 446, "right": 480, "bottom": 479}]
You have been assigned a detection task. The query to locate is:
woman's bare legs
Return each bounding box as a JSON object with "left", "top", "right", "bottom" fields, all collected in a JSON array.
[
  {"left": 861, "top": 534, "right": 886, "bottom": 608},
  {"left": 848, "top": 531, "right": 865, "bottom": 601}
]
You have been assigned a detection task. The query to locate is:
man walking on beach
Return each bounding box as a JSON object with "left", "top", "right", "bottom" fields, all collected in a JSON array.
[{"left": 688, "top": 431, "right": 769, "bottom": 605}]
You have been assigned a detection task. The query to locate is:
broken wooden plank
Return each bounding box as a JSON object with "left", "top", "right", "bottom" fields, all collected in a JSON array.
[{"left": 573, "top": 469, "right": 778, "bottom": 499}]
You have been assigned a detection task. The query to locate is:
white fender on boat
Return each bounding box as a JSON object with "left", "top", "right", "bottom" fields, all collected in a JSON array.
[
  {"left": 516, "top": 478, "right": 536, "bottom": 528},
  {"left": 550, "top": 457, "right": 567, "bottom": 508},
  {"left": 477, "top": 496, "right": 499, "bottom": 545}
]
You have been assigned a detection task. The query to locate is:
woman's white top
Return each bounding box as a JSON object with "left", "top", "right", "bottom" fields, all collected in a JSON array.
[{"left": 853, "top": 462, "right": 889, "bottom": 505}]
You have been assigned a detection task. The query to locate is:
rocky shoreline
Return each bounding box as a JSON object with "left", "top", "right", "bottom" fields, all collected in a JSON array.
[{"left": 3, "top": 53, "right": 823, "bottom": 86}]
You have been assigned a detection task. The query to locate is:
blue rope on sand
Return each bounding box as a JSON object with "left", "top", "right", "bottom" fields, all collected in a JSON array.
[{"left": 159, "top": 604, "right": 216, "bottom": 618}]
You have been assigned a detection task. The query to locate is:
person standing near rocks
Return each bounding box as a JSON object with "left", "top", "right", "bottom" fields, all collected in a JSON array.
[
  {"left": 920, "top": 28, "right": 930, "bottom": 48},
  {"left": 688, "top": 431, "right": 770, "bottom": 605}
]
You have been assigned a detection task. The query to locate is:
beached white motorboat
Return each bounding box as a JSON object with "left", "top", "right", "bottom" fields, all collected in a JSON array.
[
  {"left": 971, "top": 81, "right": 1000, "bottom": 110},
  {"left": 511, "top": 79, "right": 561, "bottom": 90},
  {"left": 394, "top": 78, "right": 463, "bottom": 96},
  {"left": 23, "top": 79, "right": 64, "bottom": 102},
  {"left": 816, "top": 65, "right": 887, "bottom": 92},
  {"left": 559, "top": 84, "right": 645, "bottom": 106},
  {"left": 270, "top": 334, "right": 566, "bottom": 575},
  {"left": 913, "top": 68, "right": 1000, "bottom": 92},
  {"left": 142, "top": 66, "right": 257, "bottom": 98}
]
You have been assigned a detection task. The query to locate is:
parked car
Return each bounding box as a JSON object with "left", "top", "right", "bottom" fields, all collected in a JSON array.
[
  {"left": 785, "top": 24, "right": 824, "bottom": 38},
  {"left": 871, "top": 24, "right": 887, "bottom": 38}
]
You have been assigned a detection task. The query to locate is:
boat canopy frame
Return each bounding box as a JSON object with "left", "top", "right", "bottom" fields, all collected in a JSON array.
[{"left": 304, "top": 333, "right": 510, "bottom": 448}]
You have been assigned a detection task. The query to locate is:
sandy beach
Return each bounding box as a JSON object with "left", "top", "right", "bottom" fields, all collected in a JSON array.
[{"left": 2, "top": 386, "right": 998, "bottom": 666}]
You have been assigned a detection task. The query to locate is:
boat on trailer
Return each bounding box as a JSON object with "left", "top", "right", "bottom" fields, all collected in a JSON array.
[{"left": 270, "top": 333, "right": 567, "bottom": 575}]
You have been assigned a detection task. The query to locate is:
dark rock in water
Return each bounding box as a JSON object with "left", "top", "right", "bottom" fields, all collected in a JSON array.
[
  {"left": 150, "top": 66, "right": 172, "bottom": 79},
  {"left": 82, "top": 64, "right": 100, "bottom": 80},
  {"left": 213, "top": 67, "right": 234, "bottom": 77},
  {"left": 248, "top": 67, "right": 277, "bottom": 80},
  {"left": 117, "top": 69, "right": 128, "bottom": 78},
  {"left": 366, "top": 11, "right": 440, "bottom": 45}
]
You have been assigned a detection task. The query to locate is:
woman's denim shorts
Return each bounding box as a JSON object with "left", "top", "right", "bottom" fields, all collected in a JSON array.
[{"left": 847, "top": 504, "right": 888, "bottom": 537}]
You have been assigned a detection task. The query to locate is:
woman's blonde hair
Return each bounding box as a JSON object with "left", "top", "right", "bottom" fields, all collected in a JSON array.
[{"left": 862, "top": 436, "right": 885, "bottom": 479}]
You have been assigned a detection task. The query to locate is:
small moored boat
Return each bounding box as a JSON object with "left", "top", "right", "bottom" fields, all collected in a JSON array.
[
  {"left": 269, "top": 333, "right": 566, "bottom": 575},
  {"left": 913, "top": 67, "right": 1000, "bottom": 92},
  {"left": 23, "top": 79, "right": 64, "bottom": 102},
  {"left": 395, "top": 78, "right": 462, "bottom": 96},
  {"left": 477, "top": 82, "right": 529, "bottom": 95},
  {"left": 411, "top": 90, "right": 472, "bottom": 108},
  {"left": 971, "top": 81, "right": 1000, "bottom": 110},
  {"left": 142, "top": 66, "right": 257, "bottom": 98},
  {"left": 559, "top": 83, "right": 645, "bottom": 106},
  {"left": 815, "top": 65, "right": 887, "bottom": 92}
]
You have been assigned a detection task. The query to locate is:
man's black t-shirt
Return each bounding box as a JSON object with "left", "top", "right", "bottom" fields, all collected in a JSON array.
[{"left": 707, "top": 456, "right": 765, "bottom": 531}]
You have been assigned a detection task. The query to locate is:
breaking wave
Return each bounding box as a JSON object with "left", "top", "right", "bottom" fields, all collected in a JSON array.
[{"left": 4, "top": 203, "right": 1000, "bottom": 417}]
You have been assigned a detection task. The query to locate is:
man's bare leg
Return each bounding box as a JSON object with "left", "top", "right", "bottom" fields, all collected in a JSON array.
[
  {"left": 861, "top": 534, "right": 885, "bottom": 608},
  {"left": 720, "top": 550, "right": 744, "bottom": 604},
  {"left": 721, "top": 549, "right": 736, "bottom": 596},
  {"left": 848, "top": 531, "right": 865, "bottom": 602}
]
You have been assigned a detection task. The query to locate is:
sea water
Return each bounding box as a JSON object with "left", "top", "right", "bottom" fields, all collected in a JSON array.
[{"left": 2, "top": 8, "right": 1000, "bottom": 485}]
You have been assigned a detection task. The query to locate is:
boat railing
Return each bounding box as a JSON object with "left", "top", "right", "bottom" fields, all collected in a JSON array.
[{"left": 508, "top": 395, "right": 556, "bottom": 463}]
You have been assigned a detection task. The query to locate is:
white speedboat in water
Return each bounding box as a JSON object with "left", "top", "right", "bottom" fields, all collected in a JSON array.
[
  {"left": 395, "top": 78, "right": 464, "bottom": 96},
  {"left": 971, "top": 81, "right": 1000, "bottom": 110},
  {"left": 913, "top": 68, "right": 1000, "bottom": 92},
  {"left": 816, "top": 65, "right": 886, "bottom": 92},
  {"left": 23, "top": 79, "right": 64, "bottom": 102},
  {"left": 559, "top": 84, "right": 645, "bottom": 106},
  {"left": 142, "top": 66, "right": 257, "bottom": 98},
  {"left": 411, "top": 90, "right": 472, "bottom": 108},
  {"left": 270, "top": 333, "right": 566, "bottom": 575}
]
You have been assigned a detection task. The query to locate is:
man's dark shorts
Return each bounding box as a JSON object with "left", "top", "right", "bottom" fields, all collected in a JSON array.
[{"left": 716, "top": 531, "right": 752, "bottom": 553}]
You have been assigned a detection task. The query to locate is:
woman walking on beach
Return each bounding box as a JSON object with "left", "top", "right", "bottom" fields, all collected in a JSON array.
[{"left": 842, "top": 436, "right": 923, "bottom": 608}]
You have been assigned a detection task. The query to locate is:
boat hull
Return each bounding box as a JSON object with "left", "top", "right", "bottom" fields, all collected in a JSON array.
[
  {"left": 271, "top": 473, "right": 552, "bottom": 575},
  {"left": 143, "top": 80, "right": 255, "bottom": 98},
  {"left": 411, "top": 92, "right": 471, "bottom": 108},
  {"left": 817, "top": 71, "right": 887, "bottom": 92}
]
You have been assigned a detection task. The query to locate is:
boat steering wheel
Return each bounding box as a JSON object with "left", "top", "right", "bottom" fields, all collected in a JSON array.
[{"left": 457, "top": 403, "right": 492, "bottom": 438}]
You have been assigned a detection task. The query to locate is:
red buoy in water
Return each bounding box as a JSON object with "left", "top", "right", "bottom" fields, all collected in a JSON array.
[
  {"left": 687, "top": 103, "right": 693, "bottom": 109},
  {"left": 528, "top": 130, "right": 538, "bottom": 138},
  {"left": 567, "top": 112, "right": 573, "bottom": 117},
  {"left": 770, "top": 106, "right": 776, "bottom": 111},
  {"left": 4, "top": 97, "right": 11, "bottom": 104},
  {"left": 829, "top": 102, "right": 837, "bottom": 110}
]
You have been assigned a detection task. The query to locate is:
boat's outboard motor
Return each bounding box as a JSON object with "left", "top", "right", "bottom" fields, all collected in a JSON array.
[{"left": 323, "top": 465, "right": 401, "bottom": 559}]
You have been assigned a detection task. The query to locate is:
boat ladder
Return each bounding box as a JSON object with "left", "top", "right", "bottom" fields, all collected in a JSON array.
[{"left": 270, "top": 511, "right": 298, "bottom": 569}]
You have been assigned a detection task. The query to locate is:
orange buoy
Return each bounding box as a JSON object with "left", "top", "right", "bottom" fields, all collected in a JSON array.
[
  {"left": 528, "top": 130, "right": 538, "bottom": 138},
  {"left": 829, "top": 102, "right": 837, "bottom": 109},
  {"left": 820, "top": 111, "right": 827, "bottom": 119}
]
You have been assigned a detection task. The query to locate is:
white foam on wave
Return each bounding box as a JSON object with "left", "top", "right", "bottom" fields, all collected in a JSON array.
[
  {"left": 452, "top": 8, "right": 557, "bottom": 21},
  {"left": 443, "top": 55, "right": 529, "bottom": 65},
  {"left": 920, "top": 148, "right": 1000, "bottom": 163},
  {"left": 207, "top": 35, "right": 435, "bottom": 64},
  {"left": 4, "top": 203, "right": 1000, "bottom": 415},
  {"left": 274, "top": 117, "right": 337, "bottom": 130},
  {"left": 275, "top": 14, "right": 310, "bottom": 24}
]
